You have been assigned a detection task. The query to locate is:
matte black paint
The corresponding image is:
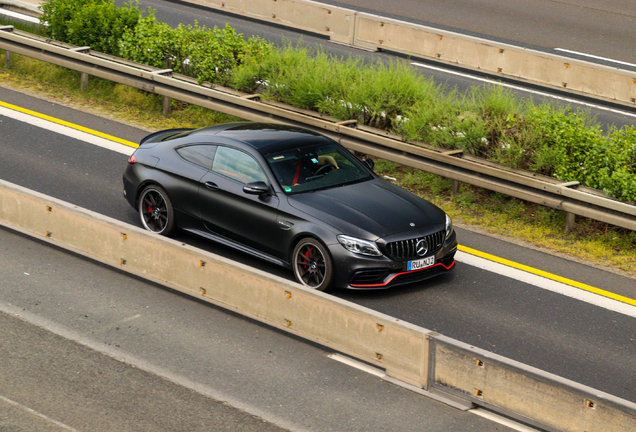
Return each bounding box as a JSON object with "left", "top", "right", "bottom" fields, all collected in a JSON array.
[{"left": 123, "top": 123, "right": 457, "bottom": 289}]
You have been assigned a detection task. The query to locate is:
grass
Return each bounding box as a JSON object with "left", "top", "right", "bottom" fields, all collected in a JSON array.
[{"left": 1, "top": 49, "right": 635, "bottom": 280}]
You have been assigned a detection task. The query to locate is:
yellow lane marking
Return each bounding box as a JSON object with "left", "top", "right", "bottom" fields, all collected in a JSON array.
[
  {"left": 0, "top": 100, "right": 138, "bottom": 149},
  {"left": 458, "top": 244, "right": 636, "bottom": 307}
]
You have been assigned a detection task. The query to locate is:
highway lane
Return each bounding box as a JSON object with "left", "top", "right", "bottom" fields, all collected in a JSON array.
[
  {"left": 1, "top": 87, "right": 635, "bottom": 407},
  {"left": 311, "top": 0, "right": 636, "bottom": 66}
]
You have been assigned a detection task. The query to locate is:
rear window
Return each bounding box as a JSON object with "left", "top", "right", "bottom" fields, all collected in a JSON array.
[{"left": 176, "top": 145, "right": 216, "bottom": 170}]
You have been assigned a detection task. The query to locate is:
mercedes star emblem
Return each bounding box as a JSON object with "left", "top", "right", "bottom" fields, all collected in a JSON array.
[{"left": 416, "top": 239, "right": 429, "bottom": 257}]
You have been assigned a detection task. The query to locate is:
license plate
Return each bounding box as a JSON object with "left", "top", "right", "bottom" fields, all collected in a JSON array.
[{"left": 407, "top": 256, "right": 435, "bottom": 271}]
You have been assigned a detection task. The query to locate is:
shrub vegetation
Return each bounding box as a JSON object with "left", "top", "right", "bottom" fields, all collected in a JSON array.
[{"left": 31, "top": 0, "right": 636, "bottom": 202}]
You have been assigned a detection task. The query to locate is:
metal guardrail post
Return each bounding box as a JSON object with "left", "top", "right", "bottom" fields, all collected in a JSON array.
[
  {"left": 443, "top": 150, "right": 464, "bottom": 196},
  {"left": 69, "top": 47, "right": 91, "bottom": 90},
  {"left": 0, "top": 25, "right": 13, "bottom": 68},
  {"left": 560, "top": 181, "right": 581, "bottom": 232},
  {"left": 566, "top": 212, "right": 576, "bottom": 232},
  {"left": 152, "top": 68, "right": 174, "bottom": 115}
]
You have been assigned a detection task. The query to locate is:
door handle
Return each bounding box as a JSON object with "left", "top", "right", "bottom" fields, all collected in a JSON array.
[{"left": 204, "top": 181, "right": 218, "bottom": 190}]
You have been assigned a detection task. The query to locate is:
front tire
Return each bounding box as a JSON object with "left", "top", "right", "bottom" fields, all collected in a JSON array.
[
  {"left": 138, "top": 185, "right": 176, "bottom": 236},
  {"left": 292, "top": 238, "right": 334, "bottom": 292}
]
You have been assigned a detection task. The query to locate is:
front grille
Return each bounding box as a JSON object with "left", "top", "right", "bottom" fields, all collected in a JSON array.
[{"left": 385, "top": 230, "right": 445, "bottom": 260}]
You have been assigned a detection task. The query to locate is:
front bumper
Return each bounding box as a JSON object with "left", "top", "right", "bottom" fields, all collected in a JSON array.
[{"left": 330, "top": 231, "right": 458, "bottom": 289}]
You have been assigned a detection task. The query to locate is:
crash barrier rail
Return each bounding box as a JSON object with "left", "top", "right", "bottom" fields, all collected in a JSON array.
[
  {"left": 0, "top": 27, "right": 635, "bottom": 233},
  {"left": 1, "top": 178, "right": 635, "bottom": 431},
  {"left": 189, "top": 0, "right": 636, "bottom": 108}
]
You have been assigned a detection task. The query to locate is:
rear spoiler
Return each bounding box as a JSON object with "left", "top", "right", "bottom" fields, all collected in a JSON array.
[{"left": 139, "top": 128, "right": 195, "bottom": 146}]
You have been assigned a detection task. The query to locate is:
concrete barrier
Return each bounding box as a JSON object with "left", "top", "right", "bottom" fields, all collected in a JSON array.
[
  {"left": 2, "top": 178, "right": 636, "bottom": 430},
  {"left": 181, "top": 0, "right": 357, "bottom": 45},
  {"left": 431, "top": 336, "right": 636, "bottom": 432},
  {"left": 352, "top": 12, "right": 636, "bottom": 106}
]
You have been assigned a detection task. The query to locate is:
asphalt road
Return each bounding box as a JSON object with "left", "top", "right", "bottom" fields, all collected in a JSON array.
[{"left": 1, "top": 84, "right": 635, "bottom": 415}]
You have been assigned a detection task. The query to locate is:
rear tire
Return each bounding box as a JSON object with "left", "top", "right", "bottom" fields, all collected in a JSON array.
[
  {"left": 292, "top": 238, "right": 334, "bottom": 292},
  {"left": 138, "top": 185, "right": 176, "bottom": 236}
]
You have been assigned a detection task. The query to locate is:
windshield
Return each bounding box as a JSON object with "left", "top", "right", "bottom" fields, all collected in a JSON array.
[{"left": 265, "top": 143, "right": 373, "bottom": 194}]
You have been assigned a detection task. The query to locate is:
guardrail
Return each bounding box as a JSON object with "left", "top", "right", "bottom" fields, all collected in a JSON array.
[
  {"left": 0, "top": 26, "right": 635, "bottom": 233},
  {"left": 190, "top": 0, "right": 636, "bottom": 108},
  {"left": 1, "top": 178, "right": 635, "bottom": 431}
]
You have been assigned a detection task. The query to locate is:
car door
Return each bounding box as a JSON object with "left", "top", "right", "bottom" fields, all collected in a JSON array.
[
  {"left": 168, "top": 144, "right": 216, "bottom": 221},
  {"left": 198, "top": 146, "right": 281, "bottom": 257}
]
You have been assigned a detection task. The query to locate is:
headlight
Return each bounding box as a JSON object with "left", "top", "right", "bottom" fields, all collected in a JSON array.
[
  {"left": 445, "top": 214, "right": 453, "bottom": 238},
  {"left": 337, "top": 235, "right": 382, "bottom": 257}
]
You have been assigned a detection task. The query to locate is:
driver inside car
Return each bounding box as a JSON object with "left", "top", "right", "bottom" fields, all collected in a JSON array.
[{"left": 273, "top": 154, "right": 339, "bottom": 188}]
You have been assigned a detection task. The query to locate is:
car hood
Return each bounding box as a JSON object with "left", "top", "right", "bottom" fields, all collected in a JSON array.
[{"left": 288, "top": 179, "right": 445, "bottom": 239}]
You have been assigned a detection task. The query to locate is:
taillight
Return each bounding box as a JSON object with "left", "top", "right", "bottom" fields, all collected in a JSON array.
[{"left": 128, "top": 154, "right": 137, "bottom": 165}]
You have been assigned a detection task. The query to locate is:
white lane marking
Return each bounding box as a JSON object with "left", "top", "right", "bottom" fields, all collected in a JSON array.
[
  {"left": 471, "top": 408, "right": 542, "bottom": 432},
  {"left": 0, "top": 8, "right": 40, "bottom": 24},
  {"left": 554, "top": 48, "right": 636, "bottom": 69},
  {"left": 410, "top": 62, "right": 636, "bottom": 120},
  {"left": 0, "top": 106, "right": 134, "bottom": 156},
  {"left": 0, "top": 394, "right": 81, "bottom": 432},
  {"left": 328, "top": 353, "right": 386, "bottom": 378},
  {"left": 455, "top": 251, "right": 636, "bottom": 319}
]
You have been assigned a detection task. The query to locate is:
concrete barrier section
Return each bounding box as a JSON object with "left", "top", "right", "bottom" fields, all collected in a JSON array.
[
  {"left": 0, "top": 178, "right": 428, "bottom": 388},
  {"left": 183, "top": 0, "right": 357, "bottom": 45},
  {"left": 431, "top": 336, "right": 636, "bottom": 432},
  {"left": 353, "top": 12, "right": 636, "bottom": 106}
]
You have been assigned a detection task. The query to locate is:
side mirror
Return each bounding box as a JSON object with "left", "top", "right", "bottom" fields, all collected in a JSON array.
[
  {"left": 243, "top": 181, "right": 271, "bottom": 196},
  {"left": 362, "top": 158, "right": 375, "bottom": 170}
]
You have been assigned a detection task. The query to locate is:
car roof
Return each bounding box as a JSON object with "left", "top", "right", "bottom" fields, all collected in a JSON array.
[{"left": 187, "top": 123, "right": 335, "bottom": 154}]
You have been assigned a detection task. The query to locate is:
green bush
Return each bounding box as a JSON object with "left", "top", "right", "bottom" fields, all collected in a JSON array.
[
  {"left": 599, "top": 127, "right": 636, "bottom": 201},
  {"left": 40, "top": 0, "right": 143, "bottom": 55},
  {"left": 120, "top": 17, "right": 273, "bottom": 84},
  {"left": 527, "top": 106, "right": 606, "bottom": 182}
]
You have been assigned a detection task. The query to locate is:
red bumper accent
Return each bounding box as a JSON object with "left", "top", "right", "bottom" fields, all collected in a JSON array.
[{"left": 350, "top": 260, "right": 455, "bottom": 288}]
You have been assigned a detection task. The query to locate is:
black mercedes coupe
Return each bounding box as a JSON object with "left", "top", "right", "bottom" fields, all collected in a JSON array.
[{"left": 123, "top": 123, "right": 457, "bottom": 291}]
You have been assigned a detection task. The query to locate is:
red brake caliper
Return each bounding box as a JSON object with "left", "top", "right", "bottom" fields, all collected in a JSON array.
[{"left": 304, "top": 247, "right": 313, "bottom": 269}]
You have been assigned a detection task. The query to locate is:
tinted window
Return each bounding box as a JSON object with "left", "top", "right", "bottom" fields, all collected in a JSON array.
[
  {"left": 265, "top": 143, "right": 372, "bottom": 194},
  {"left": 177, "top": 145, "right": 216, "bottom": 169},
  {"left": 212, "top": 147, "right": 268, "bottom": 184}
]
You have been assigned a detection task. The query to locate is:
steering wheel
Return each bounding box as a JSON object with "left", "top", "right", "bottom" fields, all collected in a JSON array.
[{"left": 314, "top": 163, "right": 336, "bottom": 176}]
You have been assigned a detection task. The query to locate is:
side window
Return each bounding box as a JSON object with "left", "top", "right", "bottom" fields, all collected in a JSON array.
[
  {"left": 212, "top": 147, "right": 268, "bottom": 184},
  {"left": 177, "top": 145, "right": 216, "bottom": 170}
]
